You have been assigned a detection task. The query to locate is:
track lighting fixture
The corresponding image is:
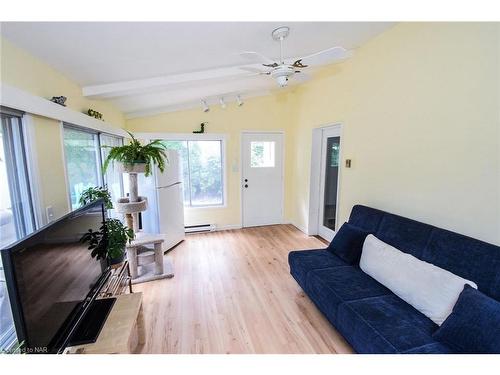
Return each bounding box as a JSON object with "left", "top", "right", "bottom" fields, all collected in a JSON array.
[
  {"left": 219, "top": 97, "right": 227, "bottom": 109},
  {"left": 236, "top": 95, "right": 244, "bottom": 107},
  {"left": 201, "top": 100, "right": 210, "bottom": 113}
]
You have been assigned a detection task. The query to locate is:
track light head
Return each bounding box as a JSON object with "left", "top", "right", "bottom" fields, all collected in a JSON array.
[
  {"left": 219, "top": 97, "right": 227, "bottom": 109},
  {"left": 236, "top": 95, "right": 244, "bottom": 107},
  {"left": 201, "top": 100, "right": 210, "bottom": 113}
]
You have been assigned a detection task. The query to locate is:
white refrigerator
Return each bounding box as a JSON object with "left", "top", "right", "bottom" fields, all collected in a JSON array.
[{"left": 139, "top": 150, "right": 185, "bottom": 251}]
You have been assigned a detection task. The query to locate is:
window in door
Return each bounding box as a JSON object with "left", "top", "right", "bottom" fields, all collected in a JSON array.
[
  {"left": 161, "top": 140, "right": 224, "bottom": 207},
  {"left": 250, "top": 141, "right": 275, "bottom": 168},
  {"left": 322, "top": 136, "right": 340, "bottom": 230}
]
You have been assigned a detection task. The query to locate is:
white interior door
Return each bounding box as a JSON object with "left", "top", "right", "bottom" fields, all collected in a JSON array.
[
  {"left": 241, "top": 132, "right": 284, "bottom": 227},
  {"left": 318, "top": 127, "right": 342, "bottom": 241}
]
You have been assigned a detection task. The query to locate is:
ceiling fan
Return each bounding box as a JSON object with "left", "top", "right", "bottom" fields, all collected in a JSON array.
[{"left": 240, "top": 26, "right": 350, "bottom": 87}]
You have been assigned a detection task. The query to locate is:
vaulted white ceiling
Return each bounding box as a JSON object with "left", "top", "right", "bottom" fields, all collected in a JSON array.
[{"left": 1, "top": 22, "right": 394, "bottom": 117}]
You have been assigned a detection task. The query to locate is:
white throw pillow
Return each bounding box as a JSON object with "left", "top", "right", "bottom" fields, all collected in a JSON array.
[{"left": 359, "top": 234, "right": 477, "bottom": 326}]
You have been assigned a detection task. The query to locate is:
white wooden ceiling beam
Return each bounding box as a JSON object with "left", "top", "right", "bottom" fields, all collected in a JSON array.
[{"left": 82, "top": 66, "right": 256, "bottom": 99}]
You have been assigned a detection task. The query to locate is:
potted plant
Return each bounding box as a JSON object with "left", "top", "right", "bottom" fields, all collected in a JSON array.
[
  {"left": 79, "top": 186, "right": 114, "bottom": 209},
  {"left": 80, "top": 218, "right": 134, "bottom": 265},
  {"left": 102, "top": 131, "right": 168, "bottom": 177}
]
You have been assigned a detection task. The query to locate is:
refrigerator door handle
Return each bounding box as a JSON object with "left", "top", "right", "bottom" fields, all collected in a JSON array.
[{"left": 156, "top": 181, "right": 183, "bottom": 189}]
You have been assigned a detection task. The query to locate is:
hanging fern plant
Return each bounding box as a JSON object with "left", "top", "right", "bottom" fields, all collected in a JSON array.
[{"left": 102, "top": 131, "right": 168, "bottom": 177}]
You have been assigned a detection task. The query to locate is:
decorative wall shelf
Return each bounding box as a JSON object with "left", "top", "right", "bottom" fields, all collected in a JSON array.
[{"left": 0, "top": 83, "right": 128, "bottom": 137}]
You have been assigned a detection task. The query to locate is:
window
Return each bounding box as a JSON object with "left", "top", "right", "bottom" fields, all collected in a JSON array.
[
  {"left": 1, "top": 108, "right": 35, "bottom": 352},
  {"left": 250, "top": 141, "right": 275, "bottom": 168},
  {"left": 100, "top": 134, "right": 125, "bottom": 211},
  {"left": 63, "top": 126, "right": 102, "bottom": 210},
  {"left": 161, "top": 140, "right": 224, "bottom": 207},
  {"left": 63, "top": 125, "right": 124, "bottom": 211}
]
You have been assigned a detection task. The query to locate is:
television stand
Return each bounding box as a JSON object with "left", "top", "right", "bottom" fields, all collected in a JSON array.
[{"left": 64, "top": 293, "right": 145, "bottom": 354}]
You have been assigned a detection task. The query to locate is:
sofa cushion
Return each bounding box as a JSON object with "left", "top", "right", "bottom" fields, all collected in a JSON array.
[
  {"left": 360, "top": 234, "right": 477, "bottom": 325},
  {"left": 327, "top": 222, "right": 371, "bottom": 265},
  {"left": 337, "top": 294, "right": 439, "bottom": 353},
  {"left": 288, "top": 249, "right": 347, "bottom": 289},
  {"left": 422, "top": 229, "right": 500, "bottom": 301},
  {"left": 375, "top": 214, "right": 433, "bottom": 259},
  {"left": 348, "top": 205, "right": 384, "bottom": 232},
  {"left": 305, "top": 266, "right": 391, "bottom": 326},
  {"left": 433, "top": 285, "right": 500, "bottom": 353}
]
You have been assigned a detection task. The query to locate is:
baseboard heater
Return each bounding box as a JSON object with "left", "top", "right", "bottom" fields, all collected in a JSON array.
[{"left": 185, "top": 224, "right": 216, "bottom": 234}]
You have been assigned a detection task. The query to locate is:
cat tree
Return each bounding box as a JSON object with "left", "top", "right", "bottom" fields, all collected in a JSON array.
[{"left": 115, "top": 164, "right": 174, "bottom": 284}]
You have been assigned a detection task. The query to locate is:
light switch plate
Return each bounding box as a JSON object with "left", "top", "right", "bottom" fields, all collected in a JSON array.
[{"left": 46, "top": 206, "right": 55, "bottom": 222}]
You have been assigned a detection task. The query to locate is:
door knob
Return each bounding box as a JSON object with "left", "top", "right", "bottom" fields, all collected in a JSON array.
[
  {"left": 244, "top": 179, "right": 248, "bottom": 182},
  {"left": 244, "top": 184, "right": 248, "bottom": 188}
]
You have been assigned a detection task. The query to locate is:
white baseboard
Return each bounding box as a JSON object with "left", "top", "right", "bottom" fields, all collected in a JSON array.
[
  {"left": 215, "top": 224, "right": 243, "bottom": 231},
  {"left": 197, "top": 222, "right": 308, "bottom": 234},
  {"left": 283, "top": 220, "right": 309, "bottom": 235}
]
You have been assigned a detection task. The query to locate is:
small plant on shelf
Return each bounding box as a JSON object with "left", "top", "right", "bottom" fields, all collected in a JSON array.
[
  {"left": 79, "top": 186, "right": 114, "bottom": 209},
  {"left": 80, "top": 218, "right": 134, "bottom": 265},
  {"left": 102, "top": 131, "right": 168, "bottom": 177}
]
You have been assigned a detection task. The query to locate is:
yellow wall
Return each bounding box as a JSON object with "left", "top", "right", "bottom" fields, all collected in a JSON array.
[
  {"left": 126, "top": 93, "right": 298, "bottom": 228},
  {"left": 0, "top": 37, "right": 125, "bottom": 126},
  {"left": 290, "top": 22, "right": 500, "bottom": 244},
  {"left": 1, "top": 36, "right": 125, "bottom": 221}
]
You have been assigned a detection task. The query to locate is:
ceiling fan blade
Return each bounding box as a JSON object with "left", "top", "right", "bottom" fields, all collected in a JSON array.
[
  {"left": 240, "top": 51, "right": 277, "bottom": 65},
  {"left": 294, "top": 46, "right": 349, "bottom": 67},
  {"left": 239, "top": 66, "right": 271, "bottom": 75}
]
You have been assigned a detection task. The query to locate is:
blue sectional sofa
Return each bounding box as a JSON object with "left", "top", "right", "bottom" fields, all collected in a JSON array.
[{"left": 288, "top": 205, "right": 500, "bottom": 353}]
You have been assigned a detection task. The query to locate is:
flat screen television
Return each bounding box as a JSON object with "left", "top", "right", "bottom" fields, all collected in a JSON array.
[{"left": 1, "top": 200, "right": 112, "bottom": 353}]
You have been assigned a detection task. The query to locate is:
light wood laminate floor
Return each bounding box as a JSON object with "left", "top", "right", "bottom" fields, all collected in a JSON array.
[{"left": 133, "top": 224, "right": 354, "bottom": 354}]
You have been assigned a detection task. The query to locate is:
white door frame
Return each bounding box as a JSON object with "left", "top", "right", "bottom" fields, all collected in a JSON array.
[
  {"left": 240, "top": 130, "right": 285, "bottom": 227},
  {"left": 307, "top": 123, "right": 343, "bottom": 237}
]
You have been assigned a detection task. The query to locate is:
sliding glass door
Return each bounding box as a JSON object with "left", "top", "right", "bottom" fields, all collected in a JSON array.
[
  {"left": 63, "top": 125, "right": 124, "bottom": 211},
  {"left": 1, "top": 108, "right": 35, "bottom": 352},
  {"left": 0, "top": 111, "right": 35, "bottom": 247}
]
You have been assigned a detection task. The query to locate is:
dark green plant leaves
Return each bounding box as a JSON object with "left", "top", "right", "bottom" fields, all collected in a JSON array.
[
  {"left": 102, "top": 131, "right": 168, "bottom": 177},
  {"left": 80, "top": 218, "right": 134, "bottom": 261},
  {"left": 78, "top": 185, "right": 114, "bottom": 209}
]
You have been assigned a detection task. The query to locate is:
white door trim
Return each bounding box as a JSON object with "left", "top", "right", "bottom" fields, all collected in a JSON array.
[
  {"left": 240, "top": 131, "right": 285, "bottom": 228},
  {"left": 307, "top": 123, "right": 343, "bottom": 237}
]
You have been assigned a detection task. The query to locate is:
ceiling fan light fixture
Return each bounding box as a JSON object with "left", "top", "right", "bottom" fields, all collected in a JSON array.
[
  {"left": 201, "top": 100, "right": 210, "bottom": 113},
  {"left": 236, "top": 95, "right": 244, "bottom": 107},
  {"left": 271, "top": 65, "right": 294, "bottom": 87},
  {"left": 276, "top": 75, "right": 288, "bottom": 87}
]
